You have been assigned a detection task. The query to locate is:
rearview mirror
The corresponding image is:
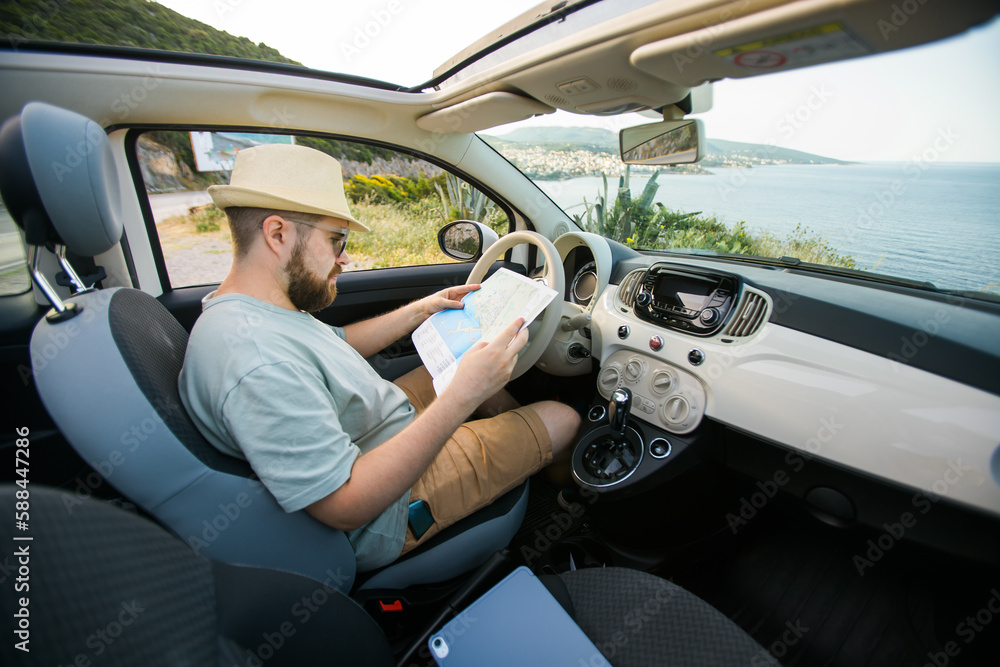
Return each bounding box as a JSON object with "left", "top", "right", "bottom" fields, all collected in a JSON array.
[
  {"left": 437, "top": 220, "right": 499, "bottom": 261},
  {"left": 619, "top": 119, "right": 705, "bottom": 165}
]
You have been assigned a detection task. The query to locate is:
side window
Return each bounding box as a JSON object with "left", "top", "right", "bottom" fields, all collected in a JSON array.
[
  {"left": 137, "top": 131, "right": 508, "bottom": 288},
  {"left": 0, "top": 201, "right": 30, "bottom": 296}
]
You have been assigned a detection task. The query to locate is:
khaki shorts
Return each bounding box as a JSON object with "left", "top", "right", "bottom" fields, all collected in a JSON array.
[{"left": 393, "top": 366, "right": 552, "bottom": 552}]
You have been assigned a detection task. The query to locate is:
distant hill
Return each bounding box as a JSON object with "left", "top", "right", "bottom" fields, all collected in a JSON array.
[
  {"left": 0, "top": 0, "right": 299, "bottom": 64},
  {"left": 487, "top": 126, "right": 619, "bottom": 153},
  {"left": 706, "top": 138, "right": 851, "bottom": 165},
  {"left": 485, "top": 126, "right": 850, "bottom": 166}
]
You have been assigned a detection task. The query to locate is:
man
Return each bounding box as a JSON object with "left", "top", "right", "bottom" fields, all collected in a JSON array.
[{"left": 179, "top": 144, "right": 580, "bottom": 571}]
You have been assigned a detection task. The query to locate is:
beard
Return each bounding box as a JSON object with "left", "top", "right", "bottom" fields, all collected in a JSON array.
[{"left": 284, "top": 235, "right": 341, "bottom": 312}]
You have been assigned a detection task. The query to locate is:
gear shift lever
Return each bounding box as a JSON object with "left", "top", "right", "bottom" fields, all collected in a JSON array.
[
  {"left": 608, "top": 387, "right": 632, "bottom": 440},
  {"left": 579, "top": 387, "right": 641, "bottom": 484}
]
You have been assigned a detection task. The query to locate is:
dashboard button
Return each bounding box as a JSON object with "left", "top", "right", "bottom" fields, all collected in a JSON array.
[
  {"left": 587, "top": 405, "right": 607, "bottom": 422},
  {"left": 649, "top": 335, "right": 663, "bottom": 351},
  {"left": 618, "top": 325, "right": 630, "bottom": 340},
  {"left": 688, "top": 348, "right": 705, "bottom": 366},
  {"left": 650, "top": 438, "right": 672, "bottom": 459}
]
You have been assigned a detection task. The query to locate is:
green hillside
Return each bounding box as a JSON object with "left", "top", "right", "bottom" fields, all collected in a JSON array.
[{"left": 0, "top": 0, "right": 299, "bottom": 65}]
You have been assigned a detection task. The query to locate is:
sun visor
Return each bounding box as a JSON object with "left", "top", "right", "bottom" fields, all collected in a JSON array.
[
  {"left": 630, "top": 0, "right": 998, "bottom": 87},
  {"left": 417, "top": 92, "right": 554, "bottom": 134}
]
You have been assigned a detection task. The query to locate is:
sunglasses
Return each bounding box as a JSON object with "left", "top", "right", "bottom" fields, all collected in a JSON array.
[{"left": 283, "top": 217, "right": 350, "bottom": 258}]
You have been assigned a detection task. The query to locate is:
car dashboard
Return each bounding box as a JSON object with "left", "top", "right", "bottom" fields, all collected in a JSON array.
[{"left": 552, "top": 232, "right": 1000, "bottom": 560}]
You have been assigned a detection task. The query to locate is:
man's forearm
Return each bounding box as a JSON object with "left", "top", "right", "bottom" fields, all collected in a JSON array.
[
  {"left": 342, "top": 302, "right": 422, "bottom": 359},
  {"left": 305, "top": 391, "right": 476, "bottom": 531}
]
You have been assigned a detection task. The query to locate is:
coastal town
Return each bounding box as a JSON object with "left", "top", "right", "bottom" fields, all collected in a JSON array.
[{"left": 494, "top": 144, "right": 821, "bottom": 180}]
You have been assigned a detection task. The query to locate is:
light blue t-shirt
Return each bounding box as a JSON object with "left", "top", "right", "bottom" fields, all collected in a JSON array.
[{"left": 178, "top": 292, "right": 414, "bottom": 571}]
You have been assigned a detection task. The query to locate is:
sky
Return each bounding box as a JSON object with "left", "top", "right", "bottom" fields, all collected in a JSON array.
[{"left": 156, "top": 0, "right": 999, "bottom": 162}]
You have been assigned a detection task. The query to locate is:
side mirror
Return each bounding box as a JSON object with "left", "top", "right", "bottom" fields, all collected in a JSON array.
[
  {"left": 619, "top": 119, "right": 705, "bottom": 165},
  {"left": 437, "top": 220, "right": 499, "bottom": 261}
]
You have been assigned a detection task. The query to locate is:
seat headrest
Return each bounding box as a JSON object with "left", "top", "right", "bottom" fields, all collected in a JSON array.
[{"left": 0, "top": 102, "right": 124, "bottom": 257}]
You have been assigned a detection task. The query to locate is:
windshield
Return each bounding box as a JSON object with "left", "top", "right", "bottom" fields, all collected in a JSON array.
[{"left": 483, "top": 22, "right": 999, "bottom": 297}]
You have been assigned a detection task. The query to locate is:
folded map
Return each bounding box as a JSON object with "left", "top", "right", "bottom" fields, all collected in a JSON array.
[{"left": 412, "top": 268, "right": 558, "bottom": 395}]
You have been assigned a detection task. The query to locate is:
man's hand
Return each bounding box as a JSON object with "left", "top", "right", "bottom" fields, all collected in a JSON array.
[
  {"left": 445, "top": 317, "right": 528, "bottom": 413},
  {"left": 344, "top": 284, "right": 480, "bottom": 358},
  {"left": 412, "top": 284, "right": 480, "bottom": 322}
]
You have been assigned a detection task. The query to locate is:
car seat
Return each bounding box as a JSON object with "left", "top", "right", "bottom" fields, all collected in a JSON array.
[
  {"left": 1, "top": 484, "right": 777, "bottom": 666},
  {"left": 0, "top": 101, "right": 527, "bottom": 593}
]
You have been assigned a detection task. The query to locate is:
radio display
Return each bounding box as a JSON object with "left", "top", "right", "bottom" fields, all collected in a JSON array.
[{"left": 653, "top": 275, "right": 714, "bottom": 313}]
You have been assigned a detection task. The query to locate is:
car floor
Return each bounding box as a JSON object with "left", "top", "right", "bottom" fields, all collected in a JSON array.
[{"left": 512, "top": 479, "right": 1000, "bottom": 667}]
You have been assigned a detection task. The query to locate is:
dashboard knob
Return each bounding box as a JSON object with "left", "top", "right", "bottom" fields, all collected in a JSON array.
[
  {"left": 651, "top": 370, "right": 674, "bottom": 394},
  {"left": 624, "top": 357, "right": 646, "bottom": 382},
  {"left": 700, "top": 308, "right": 719, "bottom": 325},
  {"left": 599, "top": 365, "right": 621, "bottom": 391},
  {"left": 662, "top": 395, "right": 691, "bottom": 425},
  {"left": 688, "top": 348, "right": 705, "bottom": 366},
  {"left": 635, "top": 291, "right": 652, "bottom": 307}
]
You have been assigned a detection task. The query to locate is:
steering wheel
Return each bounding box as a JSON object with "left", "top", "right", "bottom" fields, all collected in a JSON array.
[{"left": 467, "top": 231, "right": 565, "bottom": 379}]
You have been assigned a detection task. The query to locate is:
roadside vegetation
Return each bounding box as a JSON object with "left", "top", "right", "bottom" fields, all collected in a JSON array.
[{"left": 571, "top": 168, "right": 857, "bottom": 268}]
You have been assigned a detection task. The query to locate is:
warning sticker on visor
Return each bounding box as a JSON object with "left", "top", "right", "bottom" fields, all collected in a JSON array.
[{"left": 715, "top": 23, "right": 868, "bottom": 72}]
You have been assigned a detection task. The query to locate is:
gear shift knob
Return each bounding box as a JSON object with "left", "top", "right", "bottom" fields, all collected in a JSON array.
[{"left": 609, "top": 387, "right": 632, "bottom": 438}]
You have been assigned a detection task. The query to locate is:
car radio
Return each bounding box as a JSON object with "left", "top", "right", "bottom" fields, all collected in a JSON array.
[{"left": 633, "top": 264, "right": 740, "bottom": 336}]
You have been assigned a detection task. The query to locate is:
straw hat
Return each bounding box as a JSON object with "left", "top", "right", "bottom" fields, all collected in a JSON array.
[{"left": 208, "top": 143, "right": 369, "bottom": 232}]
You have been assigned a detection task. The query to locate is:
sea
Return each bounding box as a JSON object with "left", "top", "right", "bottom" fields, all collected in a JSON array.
[{"left": 535, "top": 163, "right": 1000, "bottom": 294}]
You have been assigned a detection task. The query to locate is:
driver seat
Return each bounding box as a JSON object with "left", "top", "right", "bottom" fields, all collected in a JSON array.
[{"left": 0, "top": 101, "right": 528, "bottom": 593}]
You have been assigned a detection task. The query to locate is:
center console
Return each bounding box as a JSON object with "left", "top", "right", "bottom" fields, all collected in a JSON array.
[{"left": 571, "top": 263, "right": 738, "bottom": 496}]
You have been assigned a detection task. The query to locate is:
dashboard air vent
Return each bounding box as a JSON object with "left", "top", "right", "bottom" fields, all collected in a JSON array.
[
  {"left": 726, "top": 291, "right": 768, "bottom": 337},
  {"left": 617, "top": 269, "right": 645, "bottom": 308}
]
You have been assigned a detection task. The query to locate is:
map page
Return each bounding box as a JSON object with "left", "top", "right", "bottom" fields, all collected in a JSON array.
[{"left": 412, "top": 268, "right": 558, "bottom": 395}]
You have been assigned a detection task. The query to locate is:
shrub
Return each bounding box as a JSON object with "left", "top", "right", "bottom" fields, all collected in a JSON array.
[{"left": 571, "top": 166, "right": 855, "bottom": 268}]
